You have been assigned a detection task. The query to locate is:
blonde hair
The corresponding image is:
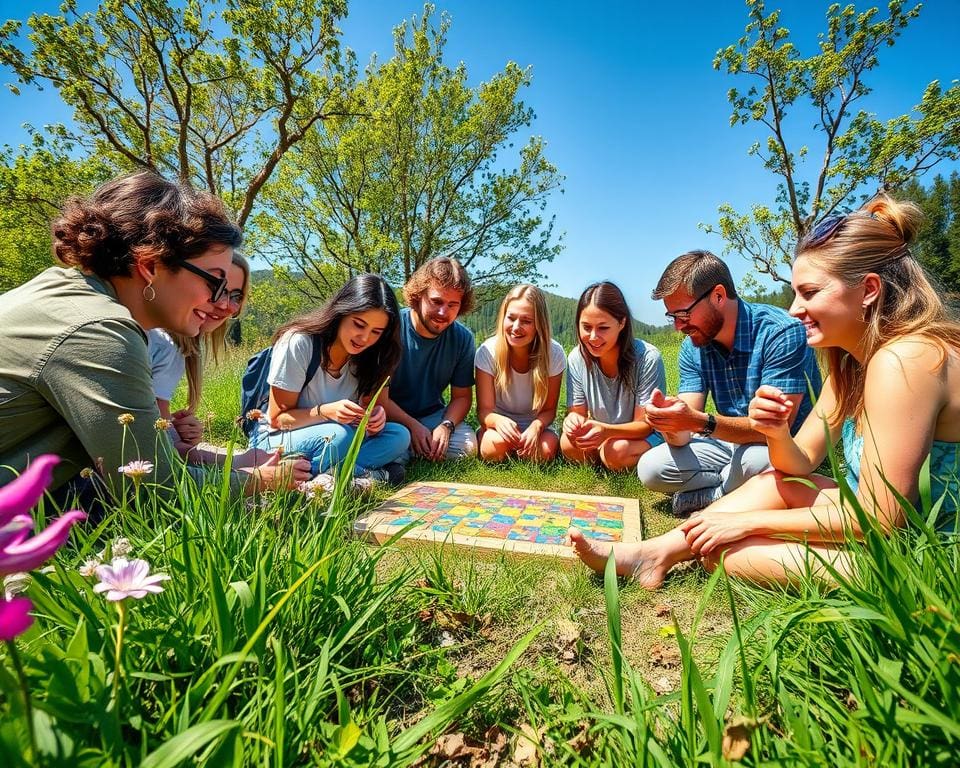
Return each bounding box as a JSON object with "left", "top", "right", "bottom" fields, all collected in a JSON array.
[
  {"left": 171, "top": 251, "right": 251, "bottom": 412},
  {"left": 493, "top": 284, "right": 553, "bottom": 412},
  {"left": 796, "top": 194, "right": 960, "bottom": 425}
]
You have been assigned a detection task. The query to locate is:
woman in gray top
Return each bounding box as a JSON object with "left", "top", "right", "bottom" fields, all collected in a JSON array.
[
  {"left": 0, "top": 171, "right": 309, "bottom": 501},
  {"left": 561, "top": 282, "right": 666, "bottom": 471}
]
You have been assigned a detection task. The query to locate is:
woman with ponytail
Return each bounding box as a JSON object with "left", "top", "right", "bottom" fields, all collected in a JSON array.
[{"left": 572, "top": 195, "right": 960, "bottom": 588}]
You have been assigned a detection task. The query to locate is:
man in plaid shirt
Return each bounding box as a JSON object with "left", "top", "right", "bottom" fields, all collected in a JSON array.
[{"left": 638, "top": 250, "right": 822, "bottom": 516}]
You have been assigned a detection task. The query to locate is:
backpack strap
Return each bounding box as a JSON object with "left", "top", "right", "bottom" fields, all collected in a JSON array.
[{"left": 303, "top": 333, "right": 323, "bottom": 387}]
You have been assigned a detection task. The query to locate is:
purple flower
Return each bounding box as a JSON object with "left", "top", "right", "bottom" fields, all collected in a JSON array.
[
  {"left": 93, "top": 558, "right": 169, "bottom": 601},
  {"left": 0, "top": 455, "right": 86, "bottom": 640}
]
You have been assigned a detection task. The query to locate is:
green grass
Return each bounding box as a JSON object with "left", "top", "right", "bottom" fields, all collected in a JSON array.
[{"left": 3, "top": 337, "right": 958, "bottom": 765}]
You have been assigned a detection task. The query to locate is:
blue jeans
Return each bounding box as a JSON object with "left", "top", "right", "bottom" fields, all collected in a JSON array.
[{"left": 253, "top": 422, "right": 411, "bottom": 476}]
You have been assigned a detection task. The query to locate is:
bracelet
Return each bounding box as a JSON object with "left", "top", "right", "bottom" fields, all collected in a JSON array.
[{"left": 698, "top": 413, "right": 717, "bottom": 437}]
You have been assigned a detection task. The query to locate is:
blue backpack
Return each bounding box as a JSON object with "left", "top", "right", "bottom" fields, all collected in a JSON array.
[{"left": 238, "top": 335, "right": 322, "bottom": 437}]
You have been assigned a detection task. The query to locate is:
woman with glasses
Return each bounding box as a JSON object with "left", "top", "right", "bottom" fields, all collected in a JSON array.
[
  {"left": 572, "top": 195, "right": 960, "bottom": 587},
  {"left": 149, "top": 251, "right": 251, "bottom": 459},
  {"left": 0, "top": 171, "right": 310, "bottom": 504},
  {"left": 561, "top": 281, "right": 667, "bottom": 471}
]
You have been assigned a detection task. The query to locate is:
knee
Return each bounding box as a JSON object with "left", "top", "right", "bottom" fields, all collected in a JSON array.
[
  {"left": 560, "top": 433, "right": 586, "bottom": 463},
  {"left": 479, "top": 431, "right": 509, "bottom": 462},
  {"left": 600, "top": 440, "right": 635, "bottom": 472},
  {"left": 539, "top": 431, "right": 559, "bottom": 462},
  {"left": 636, "top": 447, "right": 676, "bottom": 492},
  {"left": 383, "top": 423, "right": 412, "bottom": 451}
]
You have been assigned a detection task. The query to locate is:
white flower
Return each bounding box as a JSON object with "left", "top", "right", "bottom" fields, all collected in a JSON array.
[
  {"left": 118, "top": 460, "right": 154, "bottom": 482},
  {"left": 93, "top": 558, "right": 170, "bottom": 601},
  {"left": 79, "top": 559, "right": 101, "bottom": 578},
  {"left": 112, "top": 537, "right": 132, "bottom": 557},
  {"left": 297, "top": 473, "right": 335, "bottom": 500},
  {"left": 3, "top": 572, "right": 31, "bottom": 599}
]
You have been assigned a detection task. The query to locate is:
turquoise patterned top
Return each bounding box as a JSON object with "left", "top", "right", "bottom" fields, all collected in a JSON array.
[{"left": 842, "top": 418, "right": 960, "bottom": 531}]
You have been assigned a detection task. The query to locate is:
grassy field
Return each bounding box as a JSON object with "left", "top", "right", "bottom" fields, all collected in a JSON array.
[{"left": 2, "top": 335, "right": 958, "bottom": 766}]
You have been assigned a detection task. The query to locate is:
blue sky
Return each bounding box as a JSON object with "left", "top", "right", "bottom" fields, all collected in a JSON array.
[{"left": 2, "top": 0, "right": 958, "bottom": 323}]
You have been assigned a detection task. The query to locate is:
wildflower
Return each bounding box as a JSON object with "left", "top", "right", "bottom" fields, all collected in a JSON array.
[
  {"left": 112, "top": 537, "right": 132, "bottom": 557},
  {"left": 0, "top": 455, "right": 86, "bottom": 640},
  {"left": 79, "top": 559, "right": 101, "bottom": 578},
  {"left": 154, "top": 417, "right": 171, "bottom": 431},
  {"left": 3, "top": 572, "right": 30, "bottom": 599},
  {"left": 93, "top": 558, "right": 169, "bottom": 601},
  {"left": 297, "top": 473, "right": 335, "bottom": 500},
  {"left": 80, "top": 467, "right": 95, "bottom": 479},
  {"left": 245, "top": 408, "right": 263, "bottom": 422},
  {"left": 117, "top": 413, "right": 135, "bottom": 426},
  {"left": 118, "top": 460, "right": 154, "bottom": 483}
]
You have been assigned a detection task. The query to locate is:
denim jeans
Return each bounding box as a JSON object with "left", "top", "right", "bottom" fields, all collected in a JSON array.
[{"left": 253, "top": 421, "right": 411, "bottom": 476}]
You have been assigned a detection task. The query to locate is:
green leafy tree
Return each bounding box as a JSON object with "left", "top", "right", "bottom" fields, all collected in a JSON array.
[
  {"left": 0, "top": 0, "right": 350, "bottom": 227},
  {"left": 708, "top": 0, "right": 960, "bottom": 287},
  {"left": 899, "top": 172, "right": 960, "bottom": 295},
  {"left": 252, "top": 4, "right": 563, "bottom": 297}
]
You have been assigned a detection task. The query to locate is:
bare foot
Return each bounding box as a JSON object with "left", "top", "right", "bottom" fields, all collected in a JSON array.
[{"left": 568, "top": 528, "right": 672, "bottom": 589}]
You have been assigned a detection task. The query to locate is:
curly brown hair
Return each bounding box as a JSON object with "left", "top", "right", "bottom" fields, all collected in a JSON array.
[
  {"left": 402, "top": 257, "right": 475, "bottom": 315},
  {"left": 52, "top": 170, "right": 242, "bottom": 278}
]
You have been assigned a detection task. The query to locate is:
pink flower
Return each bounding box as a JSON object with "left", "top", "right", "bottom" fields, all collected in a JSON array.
[
  {"left": 118, "top": 460, "right": 154, "bottom": 482},
  {"left": 93, "top": 558, "right": 169, "bottom": 601},
  {"left": 0, "top": 597, "right": 33, "bottom": 641},
  {"left": 0, "top": 455, "right": 86, "bottom": 640}
]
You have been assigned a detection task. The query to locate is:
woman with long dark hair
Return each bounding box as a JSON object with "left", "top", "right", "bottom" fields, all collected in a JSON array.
[
  {"left": 251, "top": 273, "right": 410, "bottom": 489},
  {"left": 0, "top": 171, "right": 309, "bottom": 500},
  {"left": 561, "top": 281, "right": 666, "bottom": 471}
]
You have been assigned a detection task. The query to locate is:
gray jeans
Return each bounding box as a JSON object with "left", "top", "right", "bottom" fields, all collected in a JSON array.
[
  {"left": 636, "top": 438, "right": 772, "bottom": 496},
  {"left": 403, "top": 407, "right": 478, "bottom": 461}
]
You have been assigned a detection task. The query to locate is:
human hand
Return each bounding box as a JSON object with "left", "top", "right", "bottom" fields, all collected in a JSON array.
[
  {"left": 323, "top": 399, "right": 366, "bottom": 425},
  {"left": 562, "top": 411, "right": 586, "bottom": 438},
  {"left": 517, "top": 422, "right": 543, "bottom": 459},
  {"left": 171, "top": 409, "right": 203, "bottom": 445},
  {"left": 680, "top": 510, "right": 755, "bottom": 557},
  {"left": 574, "top": 419, "right": 606, "bottom": 450},
  {"left": 748, "top": 386, "right": 794, "bottom": 439},
  {"left": 494, "top": 415, "right": 522, "bottom": 447},
  {"left": 276, "top": 410, "right": 298, "bottom": 431},
  {"left": 409, "top": 422, "right": 435, "bottom": 458},
  {"left": 429, "top": 424, "right": 451, "bottom": 461},
  {"left": 364, "top": 404, "right": 387, "bottom": 435},
  {"left": 644, "top": 388, "right": 700, "bottom": 433},
  {"left": 249, "top": 450, "right": 311, "bottom": 492}
]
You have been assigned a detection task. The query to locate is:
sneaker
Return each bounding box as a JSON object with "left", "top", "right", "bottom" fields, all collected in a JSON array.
[
  {"left": 670, "top": 485, "right": 723, "bottom": 518},
  {"left": 351, "top": 462, "right": 406, "bottom": 493}
]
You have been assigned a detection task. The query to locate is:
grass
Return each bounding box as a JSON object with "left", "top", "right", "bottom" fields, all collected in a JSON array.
[{"left": 2, "top": 337, "right": 958, "bottom": 765}]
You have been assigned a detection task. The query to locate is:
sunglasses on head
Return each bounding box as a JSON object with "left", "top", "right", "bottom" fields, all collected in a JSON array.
[
  {"left": 664, "top": 286, "right": 716, "bottom": 323},
  {"left": 177, "top": 260, "right": 228, "bottom": 304}
]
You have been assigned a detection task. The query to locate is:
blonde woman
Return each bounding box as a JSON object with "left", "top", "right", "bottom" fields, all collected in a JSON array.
[
  {"left": 475, "top": 284, "right": 566, "bottom": 462},
  {"left": 572, "top": 195, "right": 960, "bottom": 587}
]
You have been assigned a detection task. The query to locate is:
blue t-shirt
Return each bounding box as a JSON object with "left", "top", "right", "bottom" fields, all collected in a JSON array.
[
  {"left": 391, "top": 308, "right": 476, "bottom": 419},
  {"left": 678, "top": 299, "right": 821, "bottom": 434}
]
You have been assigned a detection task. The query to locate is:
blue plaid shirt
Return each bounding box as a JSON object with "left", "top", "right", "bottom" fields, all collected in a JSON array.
[{"left": 678, "top": 300, "right": 821, "bottom": 434}]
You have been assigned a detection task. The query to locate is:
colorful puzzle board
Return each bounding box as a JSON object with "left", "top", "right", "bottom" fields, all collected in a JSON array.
[{"left": 353, "top": 481, "right": 641, "bottom": 558}]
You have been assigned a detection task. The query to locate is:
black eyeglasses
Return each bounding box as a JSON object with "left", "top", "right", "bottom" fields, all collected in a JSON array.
[
  {"left": 664, "top": 286, "right": 716, "bottom": 322},
  {"left": 177, "top": 260, "right": 228, "bottom": 304}
]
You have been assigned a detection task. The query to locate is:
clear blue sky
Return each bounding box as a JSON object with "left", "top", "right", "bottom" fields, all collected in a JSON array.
[{"left": 2, "top": 0, "right": 958, "bottom": 323}]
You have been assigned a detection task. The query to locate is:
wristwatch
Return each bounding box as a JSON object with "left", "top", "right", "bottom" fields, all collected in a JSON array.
[
  {"left": 698, "top": 413, "right": 717, "bottom": 437},
  {"left": 440, "top": 419, "right": 456, "bottom": 433}
]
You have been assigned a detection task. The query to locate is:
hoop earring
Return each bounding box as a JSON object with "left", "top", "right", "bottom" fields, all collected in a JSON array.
[{"left": 143, "top": 283, "right": 156, "bottom": 302}]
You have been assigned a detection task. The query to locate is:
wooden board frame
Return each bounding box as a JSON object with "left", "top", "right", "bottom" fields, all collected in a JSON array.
[{"left": 353, "top": 481, "right": 641, "bottom": 559}]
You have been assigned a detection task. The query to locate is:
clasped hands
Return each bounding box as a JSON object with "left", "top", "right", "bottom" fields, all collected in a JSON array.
[
  {"left": 561, "top": 412, "right": 606, "bottom": 451},
  {"left": 274, "top": 399, "right": 386, "bottom": 435},
  {"left": 642, "top": 388, "right": 703, "bottom": 436},
  {"left": 492, "top": 415, "right": 543, "bottom": 459}
]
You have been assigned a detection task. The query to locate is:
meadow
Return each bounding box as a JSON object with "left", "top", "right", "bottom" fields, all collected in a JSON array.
[{"left": 2, "top": 335, "right": 958, "bottom": 766}]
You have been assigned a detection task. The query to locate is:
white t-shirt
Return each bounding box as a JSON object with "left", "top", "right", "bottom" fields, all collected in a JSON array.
[
  {"left": 268, "top": 331, "right": 359, "bottom": 410},
  {"left": 475, "top": 337, "right": 566, "bottom": 426},
  {"left": 148, "top": 329, "right": 185, "bottom": 402}
]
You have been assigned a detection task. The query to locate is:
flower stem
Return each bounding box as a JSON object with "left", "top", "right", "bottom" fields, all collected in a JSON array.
[
  {"left": 6, "top": 639, "right": 37, "bottom": 760},
  {"left": 111, "top": 601, "right": 126, "bottom": 706}
]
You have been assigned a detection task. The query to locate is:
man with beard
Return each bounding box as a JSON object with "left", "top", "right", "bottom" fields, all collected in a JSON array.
[
  {"left": 384, "top": 257, "right": 478, "bottom": 461},
  {"left": 637, "top": 250, "right": 821, "bottom": 516}
]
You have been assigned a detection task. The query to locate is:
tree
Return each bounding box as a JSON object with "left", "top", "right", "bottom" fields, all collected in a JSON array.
[
  {"left": 251, "top": 4, "right": 563, "bottom": 299},
  {"left": 708, "top": 0, "right": 960, "bottom": 287},
  {"left": 0, "top": 135, "right": 112, "bottom": 293},
  {"left": 0, "top": 0, "right": 350, "bottom": 227},
  {"left": 899, "top": 172, "right": 960, "bottom": 295}
]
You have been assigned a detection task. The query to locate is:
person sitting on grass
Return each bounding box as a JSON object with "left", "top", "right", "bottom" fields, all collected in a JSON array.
[
  {"left": 561, "top": 281, "right": 666, "bottom": 471},
  {"left": 384, "top": 257, "right": 478, "bottom": 461},
  {"left": 571, "top": 195, "right": 960, "bottom": 588},
  {"left": 250, "top": 273, "right": 410, "bottom": 491},
  {"left": 0, "top": 170, "right": 310, "bottom": 505},
  {"left": 475, "top": 284, "right": 566, "bottom": 462},
  {"left": 149, "top": 250, "right": 263, "bottom": 464}
]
